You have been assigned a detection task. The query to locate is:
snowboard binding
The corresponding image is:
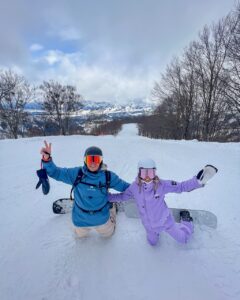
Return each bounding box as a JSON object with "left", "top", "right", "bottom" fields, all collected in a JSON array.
[{"left": 180, "top": 210, "right": 193, "bottom": 222}]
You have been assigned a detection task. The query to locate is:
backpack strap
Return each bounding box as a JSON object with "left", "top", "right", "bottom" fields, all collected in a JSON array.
[
  {"left": 70, "top": 168, "right": 84, "bottom": 200},
  {"left": 105, "top": 170, "right": 111, "bottom": 191}
]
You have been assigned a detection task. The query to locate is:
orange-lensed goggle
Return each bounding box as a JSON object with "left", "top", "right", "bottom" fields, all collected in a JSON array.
[{"left": 85, "top": 155, "right": 103, "bottom": 166}]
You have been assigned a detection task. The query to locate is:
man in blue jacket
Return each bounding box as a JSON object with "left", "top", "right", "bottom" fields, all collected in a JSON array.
[{"left": 41, "top": 141, "right": 129, "bottom": 238}]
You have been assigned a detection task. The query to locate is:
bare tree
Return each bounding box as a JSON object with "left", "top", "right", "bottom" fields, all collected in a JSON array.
[
  {"left": 152, "top": 54, "right": 198, "bottom": 139},
  {"left": 150, "top": 7, "right": 240, "bottom": 142},
  {"left": 190, "top": 14, "right": 237, "bottom": 140},
  {"left": 224, "top": 3, "right": 240, "bottom": 125},
  {"left": 40, "top": 81, "right": 83, "bottom": 135},
  {"left": 0, "top": 70, "right": 33, "bottom": 139}
]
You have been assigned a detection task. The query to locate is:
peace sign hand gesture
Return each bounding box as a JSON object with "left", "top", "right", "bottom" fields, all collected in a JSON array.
[{"left": 40, "top": 140, "right": 52, "bottom": 161}]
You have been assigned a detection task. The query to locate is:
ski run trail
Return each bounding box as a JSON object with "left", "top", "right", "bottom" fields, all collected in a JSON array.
[{"left": 0, "top": 124, "right": 240, "bottom": 300}]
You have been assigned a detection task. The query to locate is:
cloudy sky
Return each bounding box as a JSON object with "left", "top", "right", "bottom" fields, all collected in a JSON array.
[{"left": 0, "top": 0, "right": 236, "bottom": 102}]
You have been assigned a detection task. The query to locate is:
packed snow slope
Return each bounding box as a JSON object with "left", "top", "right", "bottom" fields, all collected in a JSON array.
[{"left": 0, "top": 124, "right": 240, "bottom": 300}]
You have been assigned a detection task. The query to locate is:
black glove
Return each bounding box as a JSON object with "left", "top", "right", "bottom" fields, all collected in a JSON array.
[
  {"left": 196, "top": 165, "right": 218, "bottom": 185},
  {"left": 36, "top": 169, "right": 50, "bottom": 195}
]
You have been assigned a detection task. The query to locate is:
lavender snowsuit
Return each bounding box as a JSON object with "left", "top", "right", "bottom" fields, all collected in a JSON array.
[{"left": 109, "top": 176, "right": 202, "bottom": 245}]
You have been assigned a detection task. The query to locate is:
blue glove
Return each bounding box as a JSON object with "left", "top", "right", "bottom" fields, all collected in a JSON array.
[{"left": 36, "top": 169, "right": 50, "bottom": 195}]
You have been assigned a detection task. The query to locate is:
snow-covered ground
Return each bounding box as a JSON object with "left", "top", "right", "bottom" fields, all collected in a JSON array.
[{"left": 0, "top": 124, "right": 240, "bottom": 300}]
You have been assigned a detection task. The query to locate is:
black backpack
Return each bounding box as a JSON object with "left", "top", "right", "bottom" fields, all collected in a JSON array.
[{"left": 70, "top": 168, "right": 111, "bottom": 200}]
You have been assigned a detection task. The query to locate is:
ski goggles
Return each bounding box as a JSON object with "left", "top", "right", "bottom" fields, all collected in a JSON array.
[
  {"left": 85, "top": 155, "right": 103, "bottom": 166},
  {"left": 139, "top": 168, "right": 156, "bottom": 179}
]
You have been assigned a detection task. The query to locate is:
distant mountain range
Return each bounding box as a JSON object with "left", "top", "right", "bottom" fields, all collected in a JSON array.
[{"left": 25, "top": 99, "right": 156, "bottom": 120}]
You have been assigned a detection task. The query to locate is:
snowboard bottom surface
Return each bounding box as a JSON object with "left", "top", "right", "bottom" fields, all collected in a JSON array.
[
  {"left": 124, "top": 201, "right": 217, "bottom": 228},
  {"left": 52, "top": 199, "right": 217, "bottom": 228}
]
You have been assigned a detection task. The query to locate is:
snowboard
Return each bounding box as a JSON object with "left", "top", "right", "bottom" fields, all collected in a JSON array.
[
  {"left": 52, "top": 199, "right": 217, "bottom": 229},
  {"left": 52, "top": 198, "right": 126, "bottom": 215},
  {"left": 52, "top": 198, "right": 74, "bottom": 214},
  {"left": 124, "top": 201, "right": 217, "bottom": 229}
]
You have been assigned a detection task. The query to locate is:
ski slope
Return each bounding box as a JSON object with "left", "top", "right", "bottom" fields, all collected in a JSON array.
[{"left": 0, "top": 124, "right": 240, "bottom": 300}]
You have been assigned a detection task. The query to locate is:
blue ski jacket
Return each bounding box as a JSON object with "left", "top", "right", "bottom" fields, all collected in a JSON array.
[{"left": 43, "top": 160, "right": 129, "bottom": 227}]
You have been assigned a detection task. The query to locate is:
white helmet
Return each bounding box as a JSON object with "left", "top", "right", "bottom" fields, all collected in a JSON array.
[{"left": 138, "top": 158, "right": 156, "bottom": 169}]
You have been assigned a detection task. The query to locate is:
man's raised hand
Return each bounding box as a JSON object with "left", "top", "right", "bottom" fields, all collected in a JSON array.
[{"left": 40, "top": 140, "right": 52, "bottom": 161}]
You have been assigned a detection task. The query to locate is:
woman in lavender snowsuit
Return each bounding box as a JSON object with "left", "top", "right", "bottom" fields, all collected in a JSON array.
[{"left": 109, "top": 159, "right": 217, "bottom": 246}]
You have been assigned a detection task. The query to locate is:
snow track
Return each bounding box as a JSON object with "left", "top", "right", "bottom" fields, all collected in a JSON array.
[{"left": 0, "top": 124, "right": 239, "bottom": 300}]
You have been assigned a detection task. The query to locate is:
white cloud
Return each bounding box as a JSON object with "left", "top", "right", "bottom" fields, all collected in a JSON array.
[
  {"left": 31, "top": 50, "right": 156, "bottom": 102},
  {"left": 0, "top": 64, "right": 24, "bottom": 75},
  {"left": 30, "top": 44, "right": 44, "bottom": 52},
  {"left": 39, "top": 50, "right": 65, "bottom": 65},
  {"left": 1, "top": 0, "right": 236, "bottom": 102},
  {"left": 58, "top": 27, "right": 82, "bottom": 41}
]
